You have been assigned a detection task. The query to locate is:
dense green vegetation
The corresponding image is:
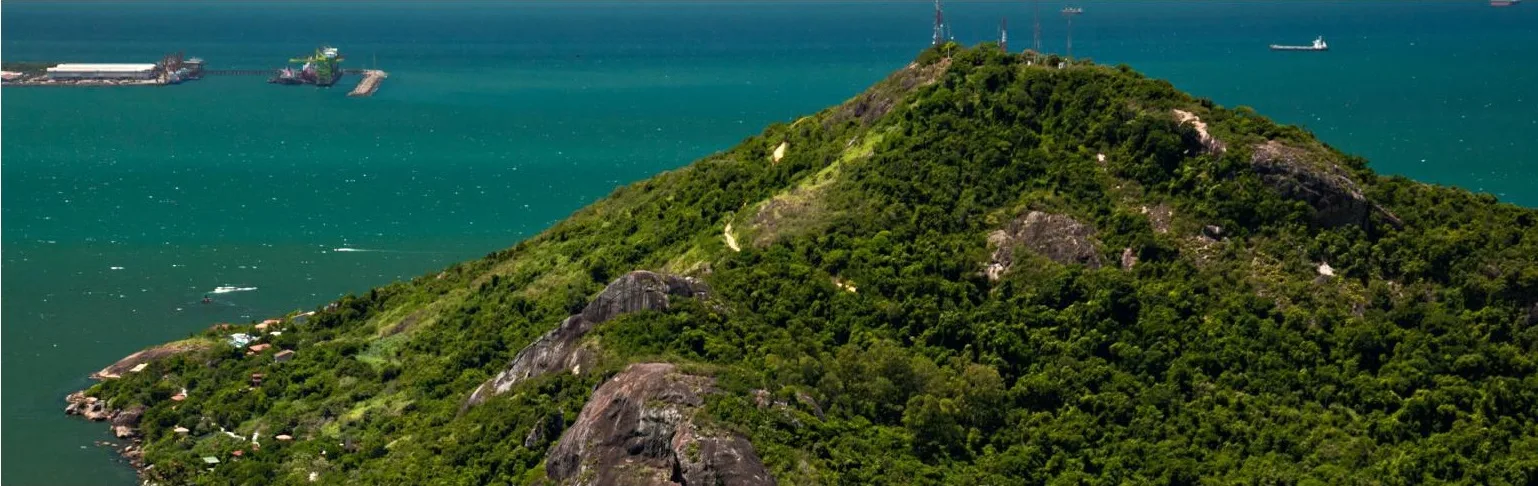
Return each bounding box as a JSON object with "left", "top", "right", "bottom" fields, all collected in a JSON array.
[{"left": 84, "top": 44, "right": 1538, "bottom": 485}]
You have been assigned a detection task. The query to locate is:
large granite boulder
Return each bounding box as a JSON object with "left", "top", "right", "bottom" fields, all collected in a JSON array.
[
  {"left": 464, "top": 271, "right": 709, "bottom": 408},
  {"left": 546, "top": 363, "right": 774, "bottom": 486},
  {"left": 64, "top": 392, "right": 116, "bottom": 421},
  {"left": 1250, "top": 140, "right": 1372, "bottom": 228},
  {"left": 986, "top": 211, "right": 1103, "bottom": 280},
  {"left": 825, "top": 58, "right": 951, "bottom": 128},
  {"left": 1173, "top": 109, "right": 1226, "bottom": 155},
  {"left": 111, "top": 405, "right": 146, "bottom": 438},
  {"left": 91, "top": 340, "right": 211, "bottom": 380}
]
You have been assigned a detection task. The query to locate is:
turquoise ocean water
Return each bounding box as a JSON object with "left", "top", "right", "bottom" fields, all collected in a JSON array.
[{"left": 3, "top": 2, "right": 1535, "bottom": 484}]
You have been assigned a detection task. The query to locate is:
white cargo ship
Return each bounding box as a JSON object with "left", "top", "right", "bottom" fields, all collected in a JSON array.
[{"left": 1270, "top": 36, "right": 1328, "bottom": 51}]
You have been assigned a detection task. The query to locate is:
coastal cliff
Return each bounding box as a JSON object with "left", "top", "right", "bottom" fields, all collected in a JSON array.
[{"left": 67, "top": 44, "right": 1538, "bottom": 485}]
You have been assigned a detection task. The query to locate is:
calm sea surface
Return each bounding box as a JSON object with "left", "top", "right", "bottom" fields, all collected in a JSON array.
[{"left": 4, "top": 2, "right": 1535, "bottom": 484}]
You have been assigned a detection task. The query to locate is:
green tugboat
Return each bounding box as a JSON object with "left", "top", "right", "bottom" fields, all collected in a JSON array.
[{"left": 270, "top": 46, "right": 344, "bottom": 86}]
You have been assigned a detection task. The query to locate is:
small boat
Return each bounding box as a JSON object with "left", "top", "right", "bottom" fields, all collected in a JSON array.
[
  {"left": 1270, "top": 36, "right": 1328, "bottom": 51},
  {"left": 1491, "top": 0, "right": 1520, "bottom": 6},
  {"left": 1061, "top": 7, "right": 1083, "bottom": 15}
]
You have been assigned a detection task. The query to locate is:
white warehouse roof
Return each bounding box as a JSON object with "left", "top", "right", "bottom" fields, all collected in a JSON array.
[{"left": 47, "top": 63, "right": 157, "bottom": 72}]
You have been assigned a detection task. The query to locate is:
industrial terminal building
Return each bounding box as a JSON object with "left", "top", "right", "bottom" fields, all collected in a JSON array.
[{"left": 45, "top": 63, "right": 158, "bottom": 80}]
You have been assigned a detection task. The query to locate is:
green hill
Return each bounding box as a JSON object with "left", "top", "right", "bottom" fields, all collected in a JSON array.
[{"left": 73, "top": 44, "right": 1538, "bottom": 485}]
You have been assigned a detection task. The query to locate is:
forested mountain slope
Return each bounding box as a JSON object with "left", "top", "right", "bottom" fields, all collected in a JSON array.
[{"left": 73, "top": 44, "right": 1538, "bottom": 485}]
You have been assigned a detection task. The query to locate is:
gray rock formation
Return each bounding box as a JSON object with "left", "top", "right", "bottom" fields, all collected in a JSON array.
[
  {"left": 986, "top": 211, "right": 1103, "bottom": 280},
  {"left": 524, "top": 413, "right": 565, "bottom": 448},
  {"left": 91, "top": 340, "right": 211, "bottom": 380},
  {"left": 1250, "top": 141, "right": 1371, "bottom": 228},
  {"left": 65, "top": 392, "right": 116, "bottom": 422},
  {"left": 1202, "top": 225, "right": 1224, "bottom": 241},
  {"left": 826, "top": 58, "right": 950, "bottom": 128},
  {"left": 1173, "top": 109, "right": 1226, "bottom": 155},
  {"left": 546, "top": 363, "right": 774, "bottom": 486},
  {"left": 464, "top": 271, "right": 710, "bottom": 407},
  {"left": 1144, "top": 204, "right": 1173, "bottom": 234},
  {"left": 111, "top": 405, "right": 145, "bottom": 438}
]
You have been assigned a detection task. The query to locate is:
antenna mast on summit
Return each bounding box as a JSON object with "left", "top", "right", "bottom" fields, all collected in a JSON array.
[
  {"left": 932, "top": 0, "right": 946, "bottom": 46},
  {"left": 1032, "top": 0, "right": 1042, "bottom": 52},
  {"left": 1063, "top": 5, "right": 1082, "bottom": 58},
  {"left": 1001, "top": 18, "right": 1009, "bottom": 52},
  {"left": 1067, "top": 14, "right": 1073, "bottom": 58}
]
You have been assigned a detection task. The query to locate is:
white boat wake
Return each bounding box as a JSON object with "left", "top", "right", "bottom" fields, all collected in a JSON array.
[{"left": 211, "top": 286, "right": 258, "bottom": 294}]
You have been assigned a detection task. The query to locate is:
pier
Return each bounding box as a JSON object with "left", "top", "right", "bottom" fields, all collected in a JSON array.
[
  {"left": 202, "top": 69, "right": 272, "bottom": 76},
  {"left": 5, "top": 46, "right": 387, "bottom": 97},
  {"left": 348, "top": 70, "right": 387, "bottom": 97}
]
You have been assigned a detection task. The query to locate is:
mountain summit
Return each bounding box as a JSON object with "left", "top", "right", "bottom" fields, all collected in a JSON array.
[{"left": 72, "top": 44, "right": 1538, "bottom": 485}]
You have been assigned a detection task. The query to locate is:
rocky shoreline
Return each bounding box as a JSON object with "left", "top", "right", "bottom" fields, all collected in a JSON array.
[
  {"left": 62, "top": 338, "right": 217, "bottom": 484},
  {"left": 64, "top": 392, "right": 151, "bottom": 480}
]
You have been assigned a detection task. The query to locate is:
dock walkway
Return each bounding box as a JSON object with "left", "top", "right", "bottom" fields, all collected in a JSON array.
[{"left": 348, "top": 70, "right": 387, "bottom": 97}]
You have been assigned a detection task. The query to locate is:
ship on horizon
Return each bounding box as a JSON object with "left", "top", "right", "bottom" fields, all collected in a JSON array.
[
  {"left": 1491, "top": 0, "right": 1521, "bottom": 7},
  {"left": 1270, "top": 36, "right": 1329, "bottom": 52}
]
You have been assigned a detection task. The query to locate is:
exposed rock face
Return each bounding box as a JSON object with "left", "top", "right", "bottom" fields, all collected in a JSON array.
[
  {"left": 546, "top": 363, "right": 774, "bottom": 486},
  {"left": 1250, "top": 140, "right": 1371, "bottom": 228},
  {"left": 1120, "top": 248, "right": 1138, "bottom": 270},
  {"left": 986, "top": 211, "right": 1103, "bottom": 280},
  {"left": 1202, "top": 225, "right": 1225, "bottom": 241},
  {"left": 826, "top": 58, "right": 950, "bottom": 128},
  {"left": 1143, "top": 204, "right": 1173, "bottom": 234},
  {"left": 464, "top": 271, "right": 710, "bottom": 407},
  {"left": 65, "top": 392, "right": 116, "bottom": 421},
  {"left": 111, "top": 405, "right": 146, "bottom": 438},
  {"left": 92, "top": 340, "right": 211, "bottom": 380},
  {"left": 673, "top": 433, "right": 772, "bottom": 486},
  {"left": 66, "top": 392, "right": 152, "bottom": 477},
  {"left": 1173, "top": 109, "right": 1226, "bottom": 155},
  {"left": 112, "top": 406, "right": 144, "bottom": 426},
  {"left": 752, "top": 389, "right": 826, "bottom": 421},
  {"left": 524, "top": 413, "right": 565, "bottom": 448}
]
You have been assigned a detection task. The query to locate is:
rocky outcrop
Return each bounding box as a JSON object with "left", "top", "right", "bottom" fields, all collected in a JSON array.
[
  {"left": 66, "top": 393, "right": 146, "bottom": 439},
  {"left": 1173, "top": 109, "right": 1226, "bottom": 155},
  {"left": 1143, "top": 204, "right": 1173, "bottom": 234},
  {"left": 1250, "top": 140, "right": 1371, "bottom": 228},
  {"left": 92, "top": 339, "right": 212, "bottom": 380},
  {"left": 525, "top": 413, "right": 565, "bottom": 449},
  {"left": 1120, "top": 248, "right": 1138, "bottom": 270},
  {"left": 986, "top": 211, "right": 1103, "bottom": 280},
  {"left": 111, "top": 405, "right": 146, "bottom": 439},
  {"left": 65, "top": 392, "right": 117, "bottom": 421},
  {"left": 1202, "top": 225, "right": 1225, "bottom": 242},
  {"left": 825, "top": 58, "right": 950, "bottom": 128},
  {"left": 464, "top": 271, "right": 710, "bottom": 407},
  {"left": 65, "top": 393, "right": 152, "bottom": 474},
  {"left": 546, "top": 363, "right": 774, "bottom": 486},
  {"left": 752, "top": 389, "right": 826, "bottom": 420}
]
